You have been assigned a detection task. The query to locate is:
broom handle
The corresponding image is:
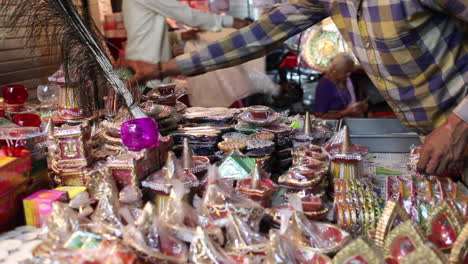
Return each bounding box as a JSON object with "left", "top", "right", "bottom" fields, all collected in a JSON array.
[{"left": 56, "top": 0, "right": 146, "bottom": 119}]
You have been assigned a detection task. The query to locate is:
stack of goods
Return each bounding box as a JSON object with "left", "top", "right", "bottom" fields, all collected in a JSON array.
[
  {"left": 235, "top": 105, "right": 294, "bottom": 171},
  {"left": 173, "top": 107, "right": 240, "bottom": 159},
  {"left": 275, "top": 144, "right": 330, "bottom": 220},
  {"left": 142, "top": 83, "right": 187, "bottom": 135},
  {"left": 334, "top": 178, "right": 383, "bottom": 236}
]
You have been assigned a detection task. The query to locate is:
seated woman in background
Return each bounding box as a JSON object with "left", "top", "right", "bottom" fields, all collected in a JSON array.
[{"left": 314, "top": 53, "right": 368, "bottom": 119}]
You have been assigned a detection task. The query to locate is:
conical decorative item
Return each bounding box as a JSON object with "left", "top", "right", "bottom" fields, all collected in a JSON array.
[
  {"left": 46, "top": 118, "right": 55, "bottom": 140},
  {"left": 375, "top": 200, "right": 410, "bottom": 248},
  {"left": 182, "top": 138, "right": 194, "bottom": 170},
  {"left": 304, "top": 111, "right": 312, "bottom": 136},
  {"left": 251, "top": 162, "right": 261, "bottom": 189},
  {"left": 166, "top": 151, "right": 176, "bottom": 180},
  {"left": 326, "top": 126, "right": 368, "bottom": 180}
]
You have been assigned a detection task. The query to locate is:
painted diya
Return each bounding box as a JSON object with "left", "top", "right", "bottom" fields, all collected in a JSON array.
[
  {"left": 202, "top": 167, "right": 264, "bottom": 223},
  {"left": 238, "top": 106, "right": 282, "bottom": 127},
  {"left": 289, "top": 212, "right": 352, "bottom": 255},
  {"left": 236, "top": 163, "right": 278, "bottom": 207},
  {"left": 278, "top": 165, "right": 327, "bottom": 188}
]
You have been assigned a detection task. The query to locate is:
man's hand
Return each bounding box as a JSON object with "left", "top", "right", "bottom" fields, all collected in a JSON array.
[
  {"left": 417, "top": 113, "right": 468, "bottom": 175},
  {"left": 181, "top": 29, "right": 202, "bottom": 41},
  {"left": 118, "top": 59, "right": 160, "bottom": 87},
  {"left": 233, "top": 18, "right": 251, "bottom": 29}
]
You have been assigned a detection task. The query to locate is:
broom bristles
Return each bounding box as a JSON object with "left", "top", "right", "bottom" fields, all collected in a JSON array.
[{"left": 0, "top": 0, "right": 145, "bottom": 119}]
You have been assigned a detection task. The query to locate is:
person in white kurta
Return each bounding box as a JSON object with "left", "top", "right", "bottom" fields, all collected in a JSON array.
[{"left": 123, "top": 0, "right": 246, "bottom": 88}]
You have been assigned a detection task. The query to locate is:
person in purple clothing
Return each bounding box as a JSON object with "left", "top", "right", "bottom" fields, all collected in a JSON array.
[{"left": 314, "top": 53, "right": 367, "bottom": 119}]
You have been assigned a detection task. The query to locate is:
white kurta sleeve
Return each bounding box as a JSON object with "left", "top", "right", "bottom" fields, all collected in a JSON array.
[{"left": 132, "top": 0, "right": 234, "bottom": 31}]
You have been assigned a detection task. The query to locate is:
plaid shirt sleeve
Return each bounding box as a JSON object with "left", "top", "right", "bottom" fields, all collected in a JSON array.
[
  {"left": 175, "top": 1, "right": 328, "bottom": 76},
  {"left": 420, "top": 0, "right": 468, "bottom": 23}
]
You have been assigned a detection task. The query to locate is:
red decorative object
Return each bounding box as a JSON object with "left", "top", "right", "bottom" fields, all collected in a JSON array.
[
  {"left": 2, "top": 84, "right": 28, "bottom": 105},
  {"left": 427, "top": 215, "right": 457, "bottom": 249},
  {"left": 12, "top": 113, "right": 42, "bottom": 127},
  {"left": 390, "top": 236, "right": 416, "bottom": 261}
]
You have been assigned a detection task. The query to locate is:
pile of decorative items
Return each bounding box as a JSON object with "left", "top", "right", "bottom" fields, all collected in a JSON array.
[{"left": 0, "top": 75, "right": 467, "bottom": 264}]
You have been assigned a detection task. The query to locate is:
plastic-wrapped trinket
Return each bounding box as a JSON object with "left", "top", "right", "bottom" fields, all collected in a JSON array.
[
  {"left": 224, "top": 209, "right": 268, "bottom": 257},
  {"left": 236, "top": 162, "right": 278, "bottom": 207},
  {"left": 278, "top": 165, "right": 326, "bottom": 188},
  {"left": 122, "top": 203, "right": 189, "bottom": 263},
  {"left": 161, "top": 181, "right": 222, "bottom": 243},
  {"left": 201, "top": 166, "right": 264, "bottom": 225},
  {"left": 190, "top": 226, "right": 237, "bottom": 264},
  {"left": 324, "top": 126, "right": 368, "bottom": 180},
  {"left": 142, "top": 152, "right": 199, "bottom": 213},
  {"left": 219, "top": 151, "right": 256, "bottom": 180}
]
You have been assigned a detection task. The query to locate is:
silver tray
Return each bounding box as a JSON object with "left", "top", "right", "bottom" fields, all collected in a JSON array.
[{"left": 339, "top": 118, "right": 421, "bottom": 153}]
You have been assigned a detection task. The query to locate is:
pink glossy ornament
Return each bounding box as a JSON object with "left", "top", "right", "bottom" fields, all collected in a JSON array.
[
  {"left": 121, "top": 117, "right": 159, "bottom": 151},
  {"left": 12, "top": 113, "right": 42, "bottom": 127},
  {"left": 2, "top": 84, "right": 28, "bottom": 105}
]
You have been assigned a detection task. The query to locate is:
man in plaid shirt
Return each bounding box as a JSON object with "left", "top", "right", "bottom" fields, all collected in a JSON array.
[{"left": 121, "top": 0, "right": 467, "bottom": 176}]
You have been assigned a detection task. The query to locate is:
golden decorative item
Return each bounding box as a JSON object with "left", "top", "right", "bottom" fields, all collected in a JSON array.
[
  {"left": 425, "top": 200, "right": 463, "bottom": 251},
  {"left": 449, "top": 222, "right": 468, "bottom": 264},
  {"left": 384, "top": 221, "right": 434, "bottom": 263},
  {"left": 332, "top": 238, "right": 384, "bottom": 264},
  {"left": 376, "top": 200, "right": 410, "bottom": 248}
]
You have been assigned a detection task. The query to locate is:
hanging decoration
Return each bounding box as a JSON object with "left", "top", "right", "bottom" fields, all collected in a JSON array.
[{"left": 300, "top": 17, "right": 359, "bottom": 72}]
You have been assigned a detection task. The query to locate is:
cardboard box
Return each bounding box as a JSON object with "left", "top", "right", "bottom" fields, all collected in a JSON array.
[
  {"left": 23, "top": 190, "right": 68, "bottom": 227},
  {"left": 55, "top": 186, "right": 87, "bottom": 199},
  {"left": 0, "top": 151, "right": 31, "bottom": 193}
]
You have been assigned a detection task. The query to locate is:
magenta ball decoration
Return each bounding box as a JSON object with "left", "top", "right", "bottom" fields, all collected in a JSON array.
[{"left": 121, "top": 117, "right": 160, "bottom": 151}]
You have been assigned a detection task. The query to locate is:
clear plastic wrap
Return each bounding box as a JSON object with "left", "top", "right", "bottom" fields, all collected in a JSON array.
[
  {"left": 224, "top": 209, "right": 268, "bottom": 257},
  {"left": 161, "top": 180, "right": 223, "bottom": 243},
  {"left": 122, "top": 203, "right": 189, "bottom": 263},
  {"left": 200, "top": 166, "right": 264, "bottom": 226},
  {"left": 189, "top": 226, "right": 236, "bottom": 264}
]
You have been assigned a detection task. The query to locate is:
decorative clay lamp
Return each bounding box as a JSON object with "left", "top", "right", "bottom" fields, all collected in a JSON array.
[{"left": 236, "top": 162, "right": 278, "bottom": 207}]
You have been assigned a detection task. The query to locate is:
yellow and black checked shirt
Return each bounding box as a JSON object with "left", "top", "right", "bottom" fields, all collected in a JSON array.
[{"left": 176, "top": 0, "right": 468, "bottom": 135}]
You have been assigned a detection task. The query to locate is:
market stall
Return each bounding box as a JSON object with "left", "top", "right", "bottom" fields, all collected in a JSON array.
[{"left": 0, "top": 0, "right": 466, "bottom": 263}]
